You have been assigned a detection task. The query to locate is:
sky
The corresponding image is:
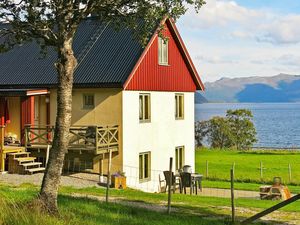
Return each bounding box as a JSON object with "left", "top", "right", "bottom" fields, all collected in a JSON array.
[{"left": 176, "top": 0, "right": 300, "bottom": 82}]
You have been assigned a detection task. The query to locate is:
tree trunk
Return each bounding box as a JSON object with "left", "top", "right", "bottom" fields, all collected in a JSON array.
[{"left": 39, "top": 39, "right": 77, "bottom": 214}]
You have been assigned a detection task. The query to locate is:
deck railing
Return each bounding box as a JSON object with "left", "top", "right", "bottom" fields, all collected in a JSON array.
[{"left": 24, "top": 125, "right": 119, "bottom": 153}]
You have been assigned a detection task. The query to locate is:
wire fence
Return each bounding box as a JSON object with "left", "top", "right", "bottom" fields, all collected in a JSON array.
[
  {"left": 32, "top": 156, "right": 300, "bottom": 223},
  {"left": 37, "top": 158, "right": 268, "bottom": 199},
  {"left": 197, "top": 161, "right": 300, "bottom": 185}
]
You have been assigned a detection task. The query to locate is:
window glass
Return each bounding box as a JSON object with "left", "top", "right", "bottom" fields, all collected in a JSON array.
[
  {"left": 139, "top": 152, "right": 151, "bottom": 181},
  {"left": 175, "top": 146, "right": 185, "bottom": 170},
  {"left": 139, "top": 94, "right": 151, "bottom": 122},
  {"left": 83, "top": 94, "right": 95, "bottom": 109},
  {"left": 175, "top": 94, "right": 184, "bottom": 119},
  {"left": 158, "top": 37, "right": 168, "bottom": 65}
]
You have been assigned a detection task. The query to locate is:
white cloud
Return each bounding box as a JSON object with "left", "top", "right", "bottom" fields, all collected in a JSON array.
[
  {"left": 195, "top": 55, "right": 237, "bottom": 64},
  {"left": 258, "top": 15, "right": 300, "bottom": 44},
  {"left": 177, "top": 1, "right": 300, "bottom": 82},
  {"left": 182, "top": 0, "right": 300, "bottom": 45},
  {"left": 277, "top": 54, "right": 300, "bottom": 67},
  {"left": 182, "top": 0, "right": 266, "bottom": 29}
]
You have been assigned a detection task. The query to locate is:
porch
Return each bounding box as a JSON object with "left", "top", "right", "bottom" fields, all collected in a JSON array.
[
  {"left": 0, "top": 124, "right": 120, "bottom": 173},
  {"left": 24, "top": 125, "right": 120, "bottom": 154}
]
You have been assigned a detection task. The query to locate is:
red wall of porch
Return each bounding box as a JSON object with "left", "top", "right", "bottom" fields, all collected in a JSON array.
[{"left": 21, "top": 96, "right": 35, "bottom": 144}]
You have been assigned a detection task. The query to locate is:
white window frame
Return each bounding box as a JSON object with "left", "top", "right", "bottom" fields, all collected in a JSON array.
[
  {"left": 139, "top": 151, "right": 151, "bottom": 182},
  {"left": 139, "top": 93, "right": 151, "bottom": 122},
  {"left": 175, "top": 146, "right": 185, "bottom": 171},
  {"left": 158, "top": 37, "right": 169, "bottom": 65},
  {"left": 175, "top": 94, "right": 184, "bottom": 120},
  {"left": 83, "top": 94, "right": 95, "bottom": 109}
]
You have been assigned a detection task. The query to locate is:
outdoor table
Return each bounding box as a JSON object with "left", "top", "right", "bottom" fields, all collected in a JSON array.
[
  {"left": 175, "top": 172, "right": 203, "bottom": 194},
  {"left": 191, "top": 173, "right": 203, "bottom": 193}
]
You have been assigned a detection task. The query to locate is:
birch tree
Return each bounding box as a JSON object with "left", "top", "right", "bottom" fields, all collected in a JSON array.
[{"left": 0, "top": 0, "right": 205, "bottom": 214}]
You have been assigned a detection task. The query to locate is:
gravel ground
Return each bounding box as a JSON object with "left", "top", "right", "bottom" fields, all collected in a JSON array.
[{"left": 0, "top": 172, "right": 102, "bottom": 188}]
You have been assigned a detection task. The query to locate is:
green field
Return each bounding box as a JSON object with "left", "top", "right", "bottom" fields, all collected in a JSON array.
[
  {"left": 1, "top": 183, "right": 300, "bottom": 225},
  {"left": 195, "top": 148, "right": 300, "bottom": 186},
  {"left": 1, "top": 148, "right": 300, "bottom": 224},
  {"left": 202, "top": 180, "right": 300, "bottom": 193},
  {"left": 0, "top": 184, "right": 228, "bottom": 225}
]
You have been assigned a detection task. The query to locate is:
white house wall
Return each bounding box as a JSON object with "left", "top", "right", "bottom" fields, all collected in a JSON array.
[{"left": 122, "top": 91, "right": 195, "bottom": 192}]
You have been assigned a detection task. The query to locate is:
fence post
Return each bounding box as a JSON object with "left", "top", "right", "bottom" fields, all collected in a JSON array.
[
  {"left": 288, "top": 164, "right": 292, "bottom": 183},
  {"left": 167, "top": 157, "right": 173, "bottom": 214},
  {"left": 232, "top": 162, "right": 235, "bottom": 174},
  {"left": 206, "top": 160, "right": 209, "bottom": 178},
  {"left": 106, "top": 149, "right": 112, "bottom": 203},
  {"left": 260, "top": 161, "right": 263, "bottom": 180},
  {"left": 231, "top": 169, "right": 235, "bottom": 224}
]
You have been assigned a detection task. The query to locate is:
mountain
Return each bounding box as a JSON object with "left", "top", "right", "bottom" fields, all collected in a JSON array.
[
  {"left": 202, "top": 74, "right": 300, "bottom": 103},
  {"left": 195, "top": 92, "right": 208, "bottom": 104}
]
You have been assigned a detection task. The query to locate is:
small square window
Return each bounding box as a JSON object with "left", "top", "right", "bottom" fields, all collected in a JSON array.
[
  {"left": 83, "top": 94, "right": 95, "bottom": 109},
  {"left": 175, "top": 94, "right": 184, "bottom": 119},
  {"left": 158, "top": 37, "right": 168, "bottom": 65},
  {"left": 139, "top": 152, "right": 151, "bottom": 182}
]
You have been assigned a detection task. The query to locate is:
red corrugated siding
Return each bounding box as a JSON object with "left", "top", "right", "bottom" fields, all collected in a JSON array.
[
  {"left": 21, "top": 96, "right": 34, "bottom": 144},
  {"left": 126, "top": 23, "right": 197, "bottom": 92}
]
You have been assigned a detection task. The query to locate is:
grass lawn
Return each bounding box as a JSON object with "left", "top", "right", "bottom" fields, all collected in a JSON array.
[
  {"left": 1, "top": 148, "right": 300, "bottom": 224},
  {"left": 0, "top": 184, "right": 230, "bottom": 225},
  {"left": 1, "top": 183, "right": 300, "bottom": 224},
  {"left": 202, "top": 180, "right": 300, "bottom": 194},
  {"left": 195, "top": 148, "right": 300, "bottom": 186},
  {"left": 59, "top": 186, "right": 300, "bottom": 213}
]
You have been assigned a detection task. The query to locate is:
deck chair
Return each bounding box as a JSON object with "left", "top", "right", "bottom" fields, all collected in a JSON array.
[
  {"left": 159, "top": 174, "right": 166, "bottom": 193},
  {"left": 163, "top": 171, "right": 176, "bottom": 193},
  {"left": 180, "top": 172, "right": 197, "bottom": 195}
]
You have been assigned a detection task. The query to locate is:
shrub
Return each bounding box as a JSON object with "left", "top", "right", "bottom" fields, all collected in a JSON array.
[{"left": 195, "top": 109, "right": 257, "bottom": 150}]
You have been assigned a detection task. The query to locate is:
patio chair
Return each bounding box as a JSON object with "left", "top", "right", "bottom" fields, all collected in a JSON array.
[
  {"left": 159, "top": 174, "right": 166, "bottom": 193},
  {"left": 180, "top": 172, "right": 197, "bottom": 195},
  {"left": 163, "top": 171, "right": 177, "bottom": 193}
]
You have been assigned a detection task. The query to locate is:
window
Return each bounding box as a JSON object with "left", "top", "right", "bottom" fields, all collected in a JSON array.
[
  {"left": 83, "top": 94, "right": 95, "bottom": 109},
  {"left": 158, "top": 37, "right": 168, "bottom": 65},
  {"left": 139, "top": 93, "right": 151, "bottom": 122},
  {"left": 175, "top": 146, "right": 185, "bottom": 171},
  {"left": 175, "top": 94, "right": 184, "bottom": 119},
  {"left": 139, "top": 152, "right": 151, "bottom": 181}
]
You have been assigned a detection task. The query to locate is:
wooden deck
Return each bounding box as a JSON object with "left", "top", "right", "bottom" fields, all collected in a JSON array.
[{"left": 24, "top": 125, "right": 119, "bottom": 154}]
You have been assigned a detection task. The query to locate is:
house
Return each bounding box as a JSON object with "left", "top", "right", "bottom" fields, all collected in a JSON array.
[{"left": 0, "top": 18, "right": 204, "bottom": 192}]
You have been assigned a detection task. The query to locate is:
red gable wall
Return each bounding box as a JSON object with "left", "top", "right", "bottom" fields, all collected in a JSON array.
[{"left": 125, "top": 22, "right": 197, "bottom": 92}]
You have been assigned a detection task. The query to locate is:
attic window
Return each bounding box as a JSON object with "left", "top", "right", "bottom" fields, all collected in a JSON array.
[{"left": 158, "top": 37, "right": 168, "bottom": 65}]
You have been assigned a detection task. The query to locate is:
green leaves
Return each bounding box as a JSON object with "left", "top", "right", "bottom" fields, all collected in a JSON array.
[
  {"left": 195, "top": 109, "right": 257, "bottom": 150},
  {"left": 0, "top": 0, "right": 206, "bottom": 51}
]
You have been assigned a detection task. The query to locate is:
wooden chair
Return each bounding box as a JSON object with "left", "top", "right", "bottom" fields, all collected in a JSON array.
[
  {"left": 163, "top": 171, "right": 177, "bottom": 193},
  {"left": 159, "top": 174, "right": 166, "bottom": 193},
  {"left": 180, "top": 172, "right": 197, "bottom": 195}
]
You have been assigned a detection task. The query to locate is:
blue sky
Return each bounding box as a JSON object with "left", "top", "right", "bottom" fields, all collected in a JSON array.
[{"left": 177, "top": 0, "right": 300, "bottom": 82}]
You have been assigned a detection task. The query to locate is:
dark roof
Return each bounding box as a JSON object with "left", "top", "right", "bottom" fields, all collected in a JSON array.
[{"left": 0, "top": 19, "right": 144, "bottom": 89}]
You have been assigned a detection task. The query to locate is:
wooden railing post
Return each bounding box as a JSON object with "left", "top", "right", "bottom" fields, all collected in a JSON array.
[
  {"left": 0, "top": 121, "right": 5, "bottom": 172},
  {"left": 95, "top": 126, "right": 99, "bottom": 150},
  {"left": 0, "top": 126, "right": 4, "bottom": 151},
  {"left": 24, "top": 125, "right": 28, "bottom": 148}
]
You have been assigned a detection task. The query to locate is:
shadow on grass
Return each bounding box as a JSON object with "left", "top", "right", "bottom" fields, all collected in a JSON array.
[{"left": 58, "top": 195, "right": 231, "bottom": 225}]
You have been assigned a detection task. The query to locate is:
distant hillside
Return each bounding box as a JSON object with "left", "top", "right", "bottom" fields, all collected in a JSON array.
[
  {"left": 195, "top": 92, "right": 208, "bottom": 104},
  {"left": 203, "top": 74, "right": 300, "bottom": 103}
]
